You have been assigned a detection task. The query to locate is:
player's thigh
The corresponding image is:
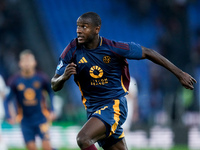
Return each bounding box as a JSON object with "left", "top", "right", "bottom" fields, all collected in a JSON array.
[
  {"left": 21, "top": 124, "right": 35, "bottom": 144},
  {"left": 105, "top": 138, "right": 128, "bottom": 150},
  {"left": 26, "top": 141, "right": 37, "bottom": 150},
  {"left": 42, "top": 140, "right": 52, "bottom": 150},
  {"left": 77, "top": 116, "right": 107, "bottom": 142}
]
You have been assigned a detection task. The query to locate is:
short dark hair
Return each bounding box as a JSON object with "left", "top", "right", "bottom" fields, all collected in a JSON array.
[
  {"left": 19, "top": 49, "right": 35, "bottom": 59},
  {"left": 80, "top": 12, "right": 101, "bottom": 27}
]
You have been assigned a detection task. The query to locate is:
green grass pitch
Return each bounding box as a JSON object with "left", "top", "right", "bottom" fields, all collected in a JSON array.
[{"left": 8, "top": 145, "right": 189, "bottom": 150}]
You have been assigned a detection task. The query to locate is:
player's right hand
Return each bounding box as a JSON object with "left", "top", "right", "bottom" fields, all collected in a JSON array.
[
  {"left": 62, "top": 62, "right": 77, "bottom": 80},
  {"left": 7, "top": 118, "right": 16, "bottom": 125}
]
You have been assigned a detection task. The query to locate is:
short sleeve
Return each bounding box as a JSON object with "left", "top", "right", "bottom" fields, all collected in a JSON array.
[
  {"left": 102, "top": 38, "right": 142, "bottom": 60},
  {"left": 126, "top": 42, "right": 142, "bottom": 59},
  {"left": 55, "top": 39, "right": 77, "bottom": 75},
  {"left": 55, "top": 59, "right": 68, "bottom": 75}
]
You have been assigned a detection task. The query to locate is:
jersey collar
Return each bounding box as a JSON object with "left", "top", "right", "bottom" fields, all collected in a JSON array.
[{"left": 99, "top": 36, "right": 103, "bottom": 47}]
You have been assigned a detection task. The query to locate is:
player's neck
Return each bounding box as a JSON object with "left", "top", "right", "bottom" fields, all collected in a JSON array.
[
  {"left": 21, "top": 69, "right": 35, "bottom": 78},
  {"left": 84, "top": 35, "right": 100, "bottom": 50}
]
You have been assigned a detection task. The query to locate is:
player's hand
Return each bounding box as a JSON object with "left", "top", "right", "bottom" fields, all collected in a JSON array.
[
  {"left": 178, "top": 72, "right": 197, "bottom": 90},
  {"left": 7, "top": 118, "right": 16, "bottom": 125},
  {"left": 62, "top": 62, "right": 77, "bottom": 80},
  {"left": 48, "top": 112, "right": 56, "bottom": 122}
]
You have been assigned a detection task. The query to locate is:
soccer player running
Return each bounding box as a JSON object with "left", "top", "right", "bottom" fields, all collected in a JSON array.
[
  {"left": 4, "top": 50, "right": 55, "bottom": 150},
  {"left": 51, "top": 12, "right": 196, "bottom": 150}
]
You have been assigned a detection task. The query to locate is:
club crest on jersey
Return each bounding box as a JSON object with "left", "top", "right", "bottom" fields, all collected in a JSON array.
[
  {"left": 57, "top": 60, "right": 63, "bottom": 70},
  {"left": 103, "top": 56, "right": 111, "bottom": 64},
  {"left": 17, "top": 83, "right": 25, "bottom": 91}
]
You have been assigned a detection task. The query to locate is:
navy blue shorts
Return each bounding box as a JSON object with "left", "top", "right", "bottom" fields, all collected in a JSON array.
[
  {"left": 88, "top": 96, "right": 128, "bottom": 148},
  {"left": 21, "top": 121, "right": 50, "bottom": 143}
]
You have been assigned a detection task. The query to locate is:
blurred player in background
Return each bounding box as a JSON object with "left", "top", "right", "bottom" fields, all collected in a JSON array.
[
  {"left": 4, "top": 50, "right": 56, "bottom": 150},
  {"left": 0, "top": 74, "right": 8, "bottom": 150},
  {"left": 123, "top": 77, "right": 138, "bottom": 132},
  {"left": 51, "top": 12, "right": 196, "bottom": 150}
]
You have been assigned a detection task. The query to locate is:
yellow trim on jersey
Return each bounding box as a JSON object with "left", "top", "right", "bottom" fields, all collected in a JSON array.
[
  {"left": 121, "top": 75, "right": 127, "bottom": 93},
  {"left": 110, "top": 99, "right": 120, "bottom": 136},
  {"left": 39, "top": 122, "right": 50, "bottom": 140},
  {"left": 82, "top": 97, "right": 87, "bottom": 109},
  {"left": 77, "top": 82, "right": 87, "bottom": 109},
  {"left": 100, "top": 37, "right": 103, "bottom": 46},
  {"left": 94, "top": 106, "right": 108, "bottom": 115},
  {"left": 119, "top": 131, "right": 125, "bottom": 138}
]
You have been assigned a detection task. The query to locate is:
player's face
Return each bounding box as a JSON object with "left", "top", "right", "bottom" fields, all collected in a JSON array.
[
  {"left": 76, "top": 17, "right": 100, "bottom": 44},
  {"left": 19, "top": 54, "right": 36, "bottom": 71}
]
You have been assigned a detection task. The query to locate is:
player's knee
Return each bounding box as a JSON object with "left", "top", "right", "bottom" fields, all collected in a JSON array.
[
  {"left": 42, "top": 140, "right": 52, "bottom": 150},
  {"left": 42, "top": 146, "right": 52, "bottom": 150},
  {"left": 26, "top": 141, "right": 37, "bottom": 150},
  {"left": 76, "top": 132, "right": 92, "bottom": 148}
]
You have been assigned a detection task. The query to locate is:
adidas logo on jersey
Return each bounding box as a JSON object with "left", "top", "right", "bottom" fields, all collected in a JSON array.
[{"left": 78, "top": 57, "right": 88, "bottom": 63}]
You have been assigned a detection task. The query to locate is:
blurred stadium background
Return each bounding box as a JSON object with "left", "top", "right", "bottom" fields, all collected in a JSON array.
[{"left": 0, "top": 0, "right": 200, "bottom": 149}]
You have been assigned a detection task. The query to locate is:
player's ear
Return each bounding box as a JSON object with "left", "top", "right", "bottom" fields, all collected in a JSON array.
[
  {"left": 33, "top": 59, "right": 37, "bottom": 68},
  {"left": 95, "top": 26, "right": 101, "bottom": 34},
  {"left": 18, "top": 60, "right": 22, "bottom": 68}
]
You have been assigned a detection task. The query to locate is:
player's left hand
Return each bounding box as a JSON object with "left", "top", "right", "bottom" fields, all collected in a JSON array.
[
  {"left": 48, "top": 112, "right": 57, "bottom": 121},
  {"left": 178, "top": 72, "right": 197, "bottom": 90}
]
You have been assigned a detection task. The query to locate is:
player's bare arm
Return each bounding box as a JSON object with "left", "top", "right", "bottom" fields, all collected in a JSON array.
[
  {"left": 51, "top": 62, "right": 77, "bottom": 91},
  {"left": 141, "top": 46, "right": 197, "bottom": 90}
]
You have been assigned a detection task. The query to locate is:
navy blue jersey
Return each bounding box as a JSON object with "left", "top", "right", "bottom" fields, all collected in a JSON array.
[
  {"left": 4, "top": 72, "right": 54, "bottom": 125},
  {"left": 56, "top": 37, "right": 142, "bottom": 113}
]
